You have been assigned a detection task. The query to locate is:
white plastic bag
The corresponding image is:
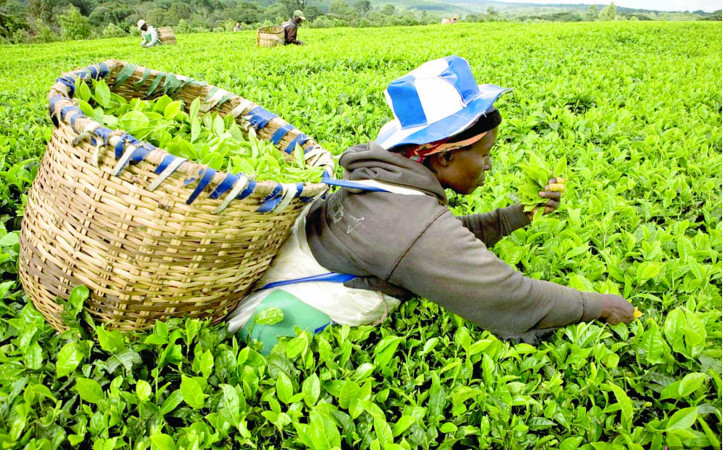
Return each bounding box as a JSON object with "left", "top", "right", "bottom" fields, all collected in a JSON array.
[{"left": 227, "top": 208, "right": 400, "bottom": 333}]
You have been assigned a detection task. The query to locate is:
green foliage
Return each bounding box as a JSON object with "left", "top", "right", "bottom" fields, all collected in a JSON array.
[
  {"left": 58, "top": 6, "right": 91, "bottom": 41},
  {"left": 0, "top": 0, "right": 718, "bottom": 44},
  {"left": 516, "top": 153, "right": 566, "bottom": 212},
  {"left": 599, "top": 2, "right": 617, "bottom": 21},
  {"left": 175, "top": 19, "right": 192, "bottom": 34},
  {"left": 101, "top": 23, "right": 127, "bottom": 39},
  {"left": 0, "top": 22, "right": 720, "bottom": 448},
  {"left": 77, "top": 78, "right": 323, "bottom": 183}
]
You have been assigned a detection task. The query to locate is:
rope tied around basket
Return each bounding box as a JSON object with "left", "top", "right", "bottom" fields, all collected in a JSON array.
[
  {"left": 48, "top": 60, "right": 334, "bottom": 215},
  {"left": 113, "top": 141, "right": 156, "bottom": 176}
]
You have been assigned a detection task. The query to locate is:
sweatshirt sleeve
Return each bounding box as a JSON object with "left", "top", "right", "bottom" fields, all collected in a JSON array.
[
  {"left": 387, "top": 209, "right": 603, "bottom": 336},
  {"left": 458, "top": 204, "right": 530, "bottom": 248}
]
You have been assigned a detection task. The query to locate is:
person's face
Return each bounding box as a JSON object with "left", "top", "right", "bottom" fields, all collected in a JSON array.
[
  {"left": 294, "top": 17, "right": 302, "bottom": 24},
  {"left": 429, "top": 126, "right": 498, "bottom": 195}
]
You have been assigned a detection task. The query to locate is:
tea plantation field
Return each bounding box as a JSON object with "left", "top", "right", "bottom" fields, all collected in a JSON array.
[{"left": 0, "top": 21, "right": 721, "bottom": 449}]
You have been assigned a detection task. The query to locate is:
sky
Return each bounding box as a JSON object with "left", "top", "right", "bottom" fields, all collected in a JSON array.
[{"left": 493, "top": 0, "right": 721, "bottom": 12}]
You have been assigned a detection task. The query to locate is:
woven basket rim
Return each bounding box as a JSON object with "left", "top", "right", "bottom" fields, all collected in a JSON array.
[
  {"left": 257, "top": 25, "right": 284, "bottom": 33},
  {"left": 48, "top": 59, "right": 333, "bottom": 213}
]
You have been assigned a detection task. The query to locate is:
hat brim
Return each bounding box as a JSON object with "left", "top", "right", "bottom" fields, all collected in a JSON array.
[{"left": 375, "top": 84, "right": 511, "bottom": 150}]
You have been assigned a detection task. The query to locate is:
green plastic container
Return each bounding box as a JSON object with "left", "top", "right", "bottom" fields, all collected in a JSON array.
[{"left": 239, "top": 289, "right": 332, "bottom": 354}]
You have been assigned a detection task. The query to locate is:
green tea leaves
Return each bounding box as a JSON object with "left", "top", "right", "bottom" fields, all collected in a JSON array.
[
  {"left": 180, "top": 375, "right": 205, "bottom": 410},
  {"left": 302, "top": 374, "right": 321, "bottom": 407},
  {"left": 75, "top": 78, "right": 323, "bottom": 184},
  {"left": 517, "top": 154, "right": 553, "bottom": 212},
  {"left": 254, "top": 307, "right": 284, "bottom": 325},
  {"left": 97, "top": 326, "right": 124, "bottom": 353},
  {"left": 0, "top": 23, "right": 719, "bottom": 449},
  {"left": 118, "top": 110, "right": 150, "bottom": 133},
  {"left": 94, "top": 80, "right": 111, "bottom": 108},
  {"left": 666, "top": 406, "right": 698, "bottom": 431},
  {"left": 163, "top": 100, "right": 183, "bottom": 120},
  {"left": 74, "top": 378, "right": 104, "bottom": 404},
  {"left": 56, "top": 342, "right": 83, "bottom": 378},
  {"left": 219, "top": 384, "right": 242, "bottom": 427},
  {"left": 606, "top": 382, "right": 633, "bottom": 432},
  {"left": 136, "top": 380, "right": 152, "bottom": 403},
  {"left": 664, "top": 308, "right": 707, "bottom": 358}
]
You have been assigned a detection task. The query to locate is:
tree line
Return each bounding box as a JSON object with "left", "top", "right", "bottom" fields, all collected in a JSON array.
[{"left": 1, "top": 0, "right": 720, "bottom": 44}]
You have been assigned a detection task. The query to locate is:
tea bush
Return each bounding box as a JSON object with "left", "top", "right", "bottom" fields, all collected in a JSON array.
[{"left": 0, "top": 22, "right": 720, "bottom": 449}]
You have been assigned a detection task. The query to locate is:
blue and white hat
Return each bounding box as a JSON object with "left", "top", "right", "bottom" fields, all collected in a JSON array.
[{"left": 375, "top": 56, "right": 511, "bottom": 150}]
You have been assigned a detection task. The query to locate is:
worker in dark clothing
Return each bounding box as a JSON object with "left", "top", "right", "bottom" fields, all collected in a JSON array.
[
  {"left": 227, "top": 56, "right": 635, "bottom": 352},
  {"left": 282, "top": 10, "right": 306, "bottom": 45}
]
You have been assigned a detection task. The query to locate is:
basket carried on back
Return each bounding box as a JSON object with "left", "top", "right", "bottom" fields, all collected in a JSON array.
[
  {"left": 19, "top": 59, "right": 334, "bottom": 332},
  {"left": 257, "top": 26, "right": 284, "bottom": 47},
  {"left": 158, "top": 27, "right": 176, "bottom": 45}
]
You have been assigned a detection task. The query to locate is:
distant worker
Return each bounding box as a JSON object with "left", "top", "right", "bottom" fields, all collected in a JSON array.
[
  {"left": 234, "top": 22, "right": 242, "bottom": 32},
  {"left": 441, "top": 15, "right": 459, "bottom": 24},
  {"left": 137, "top": 20, "right": 160, "bottom": 47},
  {"left": 282, "top": 10, "right": 306, "bottom": 45}
]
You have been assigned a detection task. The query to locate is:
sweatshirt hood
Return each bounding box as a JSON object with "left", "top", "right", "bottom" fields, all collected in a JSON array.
[{"left": 339, "top": 142, "right": 448, "bottom": 205}]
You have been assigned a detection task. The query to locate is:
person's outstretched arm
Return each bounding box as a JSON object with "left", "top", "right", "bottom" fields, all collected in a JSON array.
[
  {"left": 388, "top": 209, "right": 633, "bottom": 336},
  {"left": 458, "top": 204, "right": 530, "bottom": 248}
]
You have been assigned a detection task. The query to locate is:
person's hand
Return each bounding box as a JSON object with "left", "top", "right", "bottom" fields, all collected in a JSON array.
[
  {"left": 600, "top": 294, "right": 635, "bottom": 325},
  {"left": 526, "top": 177, "right": 566, "bottom": 220}
]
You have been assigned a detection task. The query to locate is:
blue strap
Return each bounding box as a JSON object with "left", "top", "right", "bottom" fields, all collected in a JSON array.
[
  {"left": 247, "top": 106, "right": 276, "bottom": 130},
  {"left": 60, "top": 106, "right": 80, "bottom": 120},
  {"left": 270, "top": 124, "right": 294, "bottom": 145},
  {"left": 256, "top": 184, "right": 283, "bottom": 212},
  {"left": 314, "top": 322, "right": 332, "bottom": 333},
  {"left": 284, "top": 133, "right": 310, "bottom": 154},
  {"left": 94, "top": 127, "right": 112, "bottom": 146},
  {"left": 56, "top": 76, "right": 76, "bottom": 96},
  {"left": 131, "top": 143, "right": 154, "bottom": 163},
  {"left": 98, "top": 63, "right": 109, "bottom": 78},
  {"left": 155, "top": 154, "right": 177, "bottom": 174},
  {"left": 295, "top": 182, "right": 304, "bottom": 197},
  {"left": 60, "top": 105, "right": 83, "bottom": 131},
  {"left": 186, "top": 168, "right": 217, "bottom": 204},
  {"left": 49, "top": 95, "right": 63, "bottom": 120},
  {"left": 70, "top": 110, "right": 83, "bottom": 129},
  {"left": 88, "top": 66, "right": 98, "bottom": 79},
  {"left": 115, "top": 133, "right": 138, "bottom": 159},
  {"left": 115, "top": 144, "right": 152, "bottom": 174},
  {"left": 238, "top": 180, "right": 256, "bottom": 200},
  {"left": 260, "top": 272, "right": 357, "bottom": 290},
  {"left": 321, "top": 173, "right": 389, "bottom": 193},
  {"left": 209, "top": 173, "right": 239, "bottom": 199}
]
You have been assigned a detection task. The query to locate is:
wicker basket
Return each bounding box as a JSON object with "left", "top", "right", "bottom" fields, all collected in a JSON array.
[
  {"left": 158, "top": 27, "right": 176, "bottom": 45},
  {"left": 19, "top": 60, "right": 334, "bottom": 332},
  {"left": 257, "top": 26, "right": 285, "bottom": 47}
]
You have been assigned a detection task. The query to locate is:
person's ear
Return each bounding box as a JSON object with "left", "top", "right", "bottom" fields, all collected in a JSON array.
[{"left": 437, "top": 151, "right": 454, "bottom": 167}]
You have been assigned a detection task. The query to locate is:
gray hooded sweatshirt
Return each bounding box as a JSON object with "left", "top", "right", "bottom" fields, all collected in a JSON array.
[{"left": 305, "top": 142, "right": 603, "bottom": 337}]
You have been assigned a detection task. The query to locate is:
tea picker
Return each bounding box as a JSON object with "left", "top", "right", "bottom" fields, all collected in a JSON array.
[
  {"left": 282, "top": 10, "right": 306, "bottom": 45},
  {"left": 227, "top": 56, "right": 636, "bottom": 353},
  {"left": 137, "top": 20, "right": 160, "bottom": 47}
]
